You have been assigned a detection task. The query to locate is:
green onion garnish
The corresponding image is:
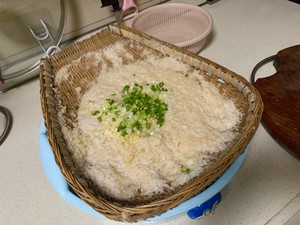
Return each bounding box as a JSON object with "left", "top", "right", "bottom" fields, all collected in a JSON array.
[
  {"left": 90, "top": 81, "right": 169, "bottom": 137},
  {"left": 181, "top": 166, "right": 191, "bottom": 174},
  {"left": 91, "top": 110, "right": 100, "bottom": 116}
]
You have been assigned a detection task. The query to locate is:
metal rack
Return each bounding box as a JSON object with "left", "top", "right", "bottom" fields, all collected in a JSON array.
[{"left": 0, "top": 0, "right": 66, "bottom": 92}]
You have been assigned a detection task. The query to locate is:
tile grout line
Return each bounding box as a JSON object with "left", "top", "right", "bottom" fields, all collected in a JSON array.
[
  {"left": 284, "top": 209, "right": 300, "bottom": 225},
  {"left": 264, "top": 192, "right": 300, "bottom": 225}
]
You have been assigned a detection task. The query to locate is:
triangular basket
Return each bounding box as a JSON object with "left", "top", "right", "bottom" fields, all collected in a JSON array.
[{"left": 40, "top": 25, "right": 263, "bottom": 222}]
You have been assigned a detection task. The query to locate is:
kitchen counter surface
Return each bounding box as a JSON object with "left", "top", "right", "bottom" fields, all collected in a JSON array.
[{"left": 0, "top": 0, "right": 299, "bottom": 224}]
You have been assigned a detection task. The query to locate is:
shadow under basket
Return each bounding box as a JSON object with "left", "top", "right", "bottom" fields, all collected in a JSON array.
[{"left": 39, "top": 25, "right": 263, "bottom": 222}]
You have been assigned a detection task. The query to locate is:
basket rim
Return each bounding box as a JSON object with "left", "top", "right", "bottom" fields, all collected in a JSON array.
[{"left": 131, "top": 3, "right": 213, "bottom": 47}]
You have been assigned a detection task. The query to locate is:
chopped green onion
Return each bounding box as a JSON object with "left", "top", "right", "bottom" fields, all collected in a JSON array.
[
  {"left": 151, "top": 84, "right": 158, "bottom": 92},
  {"left": 91, "top": 110, "right": 100, "bottom": 115},
  {"left": 145, "top": 122, "right": 151, "bottom": 129},
  {"left": 106, "top": 98, "right": 115, "bottom": 105},
  {"left": 122, "top": 85, "right": 130, "bottom": 94},
  {"left": 181, "top": 166, "right": 191, "bottom": 174},
  {"left": 91, "top": 81, "right": 169, "bottom": 137}
]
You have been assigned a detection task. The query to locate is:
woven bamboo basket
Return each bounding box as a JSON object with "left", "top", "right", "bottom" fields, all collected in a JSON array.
[{"left": 39, "top": 25, "right": 263, "bottom": 222}]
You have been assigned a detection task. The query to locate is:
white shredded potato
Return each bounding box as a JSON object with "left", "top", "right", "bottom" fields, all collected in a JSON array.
[{"left": 56, "top": 43, "right": 242, "bottom": 201}]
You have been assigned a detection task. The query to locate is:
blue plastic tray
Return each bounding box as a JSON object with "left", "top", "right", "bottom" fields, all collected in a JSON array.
[{"left": 39, "top": 122, "right": 246, "bottom": 221}]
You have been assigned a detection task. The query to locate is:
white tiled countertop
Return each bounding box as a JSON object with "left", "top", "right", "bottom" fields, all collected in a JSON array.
[{"left": 0, "top": 0, "right": 300, "bottom": 225}]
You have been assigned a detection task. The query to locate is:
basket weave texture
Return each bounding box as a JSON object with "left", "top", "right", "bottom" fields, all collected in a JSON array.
[{"left": 40, "top": 25, "right": 263, "bottom": 222}]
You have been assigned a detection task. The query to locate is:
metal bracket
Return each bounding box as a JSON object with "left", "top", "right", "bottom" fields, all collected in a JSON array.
[
  {"left": 28, "top": 19, "right": 55, "bottom": 53},
  {"left": 0, "top": 106, "right": 12, "bottom": 145}
]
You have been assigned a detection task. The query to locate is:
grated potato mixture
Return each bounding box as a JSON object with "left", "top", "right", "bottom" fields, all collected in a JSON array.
[{"left": 56, "top": 43, "right": 242, "bottom": 201}]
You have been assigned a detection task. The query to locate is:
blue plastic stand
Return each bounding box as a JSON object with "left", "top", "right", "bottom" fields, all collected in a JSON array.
[
  {"left": 38, "top": 122, "right": 247, "bottom": 221},
  {"left": 187, "top": 192, "right": 221, "bottom": 219}
]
